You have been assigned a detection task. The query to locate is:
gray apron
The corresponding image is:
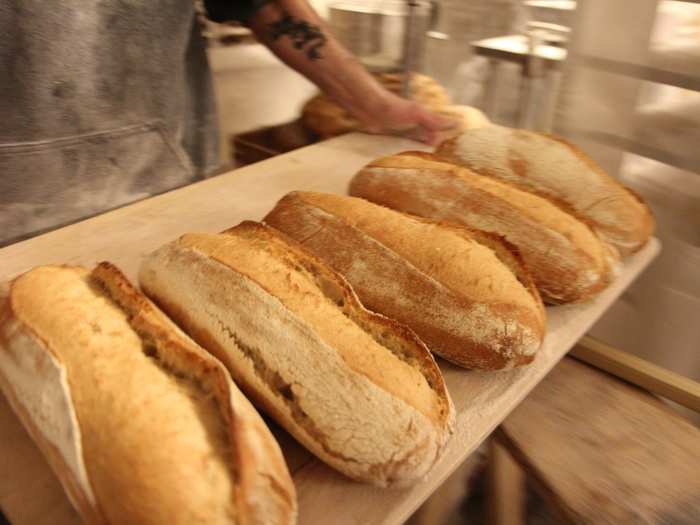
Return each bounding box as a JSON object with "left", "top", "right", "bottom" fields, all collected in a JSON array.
[{"left": 0, "top": 0, "right": 220, "bottom": 246}]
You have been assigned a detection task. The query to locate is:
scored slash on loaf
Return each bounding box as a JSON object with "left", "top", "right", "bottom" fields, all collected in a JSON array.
[
  {"left": 349, "top": 151, "right": 619, "bottom": 304},
  {"left": 140, "top": 222, "right": 455, "bottom": 487},
  {"left": 0, "top": 263, "right": 296, "bottom": 525},
  {"left": 435, "top": 125, "right": 655, "bottom": 255},
  {"left": 264, "top": 192, "right": 545, "bottom": 370}
]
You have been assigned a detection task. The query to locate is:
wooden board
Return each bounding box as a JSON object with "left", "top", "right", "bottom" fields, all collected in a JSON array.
[
  {"left": 498, "top": 357, "right": 700, "bottom": 524},
  {"left": 0, "top": 133, "right": 660, "bottom": 525}
]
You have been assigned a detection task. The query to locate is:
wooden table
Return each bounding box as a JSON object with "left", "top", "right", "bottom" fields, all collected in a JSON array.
[{"left": 0, "top": 133, "right": 660, "bottom": 525}]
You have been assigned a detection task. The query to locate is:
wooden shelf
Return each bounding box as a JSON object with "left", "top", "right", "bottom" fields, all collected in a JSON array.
[
  {"left": 0, "top": 133, "right": 660, "bottom": 525},
  {"left": 573, "top": 336, "right": 700, "bottom": 413}
]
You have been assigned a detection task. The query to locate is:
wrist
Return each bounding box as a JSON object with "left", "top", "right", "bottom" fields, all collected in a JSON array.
[{"left": 342, "top": 84, "right": 400, "bottom": 126}]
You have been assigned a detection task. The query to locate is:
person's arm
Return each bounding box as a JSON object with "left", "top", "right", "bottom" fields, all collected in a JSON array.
[{"left": 247, "top": 0, "right": 453, "bottom": 144}]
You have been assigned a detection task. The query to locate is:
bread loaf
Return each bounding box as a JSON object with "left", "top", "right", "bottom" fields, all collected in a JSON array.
[
  {"left": 349, "top": 151, "right": 619, "bottom": 303},
  {"left": 436, "top": 125, "right": 654, "bottom": 254},
  {"left": 140, "top": 222, "right": 454, "bottom": 487},
  {"left": 0, "top": 263, "right": 296, "bottom": 525},
  {"left": 302, "top": 72, "right": 450, "bottom": 138},
  {"left": 376, "top": 73, "right": 451, "bottom": 109},
  {"left": 435, "top": 105, "right": 490, "bottom": 134},
  {"left": 264, "top": 192, "right": 545, "bottom": 370}
]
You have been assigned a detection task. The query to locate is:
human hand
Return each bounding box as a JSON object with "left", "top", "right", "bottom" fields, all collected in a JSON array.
[
  {"left": 247, "top": 1, "right": 457, "bottom": 144},
  {"left": 354, "top": 91, "right": 457, "bottom": 145}
]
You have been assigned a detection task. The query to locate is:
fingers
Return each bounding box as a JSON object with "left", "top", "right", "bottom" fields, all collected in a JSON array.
[
  {"left": 409, "top": 105, "right": 458, "bottom": 144},
  {"left": 356, "top": 97, "right": 458, "bottom": 144},
  {"left": 404, "top": 109, "right": 453, "bottom": 145},
  {"left": 402, "top": 125, "right": 441, "bottom": 146},
  {"left": 367, "top": 121, "right": 443, "bottom": 145},
  {"left": 415, "top": 105, "right": 458, "bottom": 132}
]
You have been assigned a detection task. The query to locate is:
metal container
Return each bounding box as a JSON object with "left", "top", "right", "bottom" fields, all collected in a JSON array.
[
  {"left": 329, "top": 1, "right": 435, "bottom": 72},
  {"left": 524, "top": 0, "right": 576, "bottom": 28},
  {"left": 328, "top": 3, "right": 383, "bottom": 57}
]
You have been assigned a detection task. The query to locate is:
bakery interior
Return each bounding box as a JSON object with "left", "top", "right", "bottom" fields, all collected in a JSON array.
[{"left": 1, "top": 1, "right": 699, "bottom": 524}]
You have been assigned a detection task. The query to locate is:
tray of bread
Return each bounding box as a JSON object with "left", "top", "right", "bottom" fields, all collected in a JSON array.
[{"left": 0, "top": 125, "right": 659, "bottom": 525}]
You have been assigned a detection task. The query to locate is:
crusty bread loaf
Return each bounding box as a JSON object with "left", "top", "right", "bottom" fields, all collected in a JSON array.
[
  {"left": 264, "top": 192, "right": 545, "bottom": 369},
  {"left": 302, "top": 72, "right": 451, "bottom": 138},
  {"left": 0, "top": 263, "right": 296, "bottom": 525},
  {"left": 376, "top": 73, "right": 451, "bottom": 109},
  {"left": 349, "top": 151, "right": 619, "bottom": 303},
  {"left": 301, "top": 95, "right": 356, "bottom": 139},
  {"left": 140, "top": 222, "right": 454, "bottom": 487},
  {"left": 436, "top": 125, "right": 655, "bottom": 254},
  {"left": 435, "top": 105, "right": 490, "bottom": 134}
]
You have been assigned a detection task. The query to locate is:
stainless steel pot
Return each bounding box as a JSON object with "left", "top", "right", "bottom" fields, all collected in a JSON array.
[{"left": 329, "top": 1, "right": 439, "bottom": 72}]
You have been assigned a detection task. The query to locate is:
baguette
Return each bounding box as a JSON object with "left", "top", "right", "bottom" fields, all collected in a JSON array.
[
  {"left": 436, "top": 125, "right": 655, "bottom": 254},
  {"left": 0, "top": 263, "right": 296, "bottom": 525},
  {"left": 139, "top": 222, "right": 454, "bottom": 487},
  {"left": 264, "top": 192, "right": 545, "bottom": 370},
  {"left": 349, "top": 151, "right": 619, "bottom": 303}
]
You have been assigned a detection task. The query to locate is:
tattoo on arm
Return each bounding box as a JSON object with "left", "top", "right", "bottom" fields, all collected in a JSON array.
[{"left": 268, "top": 12, "right": 327, "bottom": 60}]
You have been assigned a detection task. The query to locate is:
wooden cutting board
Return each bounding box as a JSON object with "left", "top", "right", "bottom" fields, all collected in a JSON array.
[{"left": 0, "top": 133, "right": 660, "bottom": 525}]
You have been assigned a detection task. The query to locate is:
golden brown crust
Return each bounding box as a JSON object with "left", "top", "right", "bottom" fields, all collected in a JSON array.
[
  {"left": 0, "top": 264, "right": 296, "bottom": 525},
  {"left": 140, "top": 223, "right": 455, "bottom": 487},
  {"left": 351, "top": 151, "right": 618, "bottom": 303},
  {"left": 402, "top": 149, "right": 613, "bottom": 249},
  {"left": 264, "top": 193, "right": 544, "bottom": 370},
  {"left": 0, "top": 290, "right": 106, "bottom": 524},
  {"left": 435, "top": 127, "right": 655, "bottom": 255},
  {"left": 0, "top": 273, "right": 108, "bottom": 523},
  {"left": 434, "top": 224, "right": 546, "bottom": 325},
  {"left": 92, "top": 262, "right": 297, "bottom": 525},
  {"left": 222, "top": 222, "right": 453, "bottom": 428}
]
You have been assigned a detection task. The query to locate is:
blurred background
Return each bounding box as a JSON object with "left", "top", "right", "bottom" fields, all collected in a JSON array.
[
  {"left": 200, "top": 1, "right": 700, "bottom": 522},
  {"left": 205, "top": 0, "right": 700, "bottom": 403}
]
